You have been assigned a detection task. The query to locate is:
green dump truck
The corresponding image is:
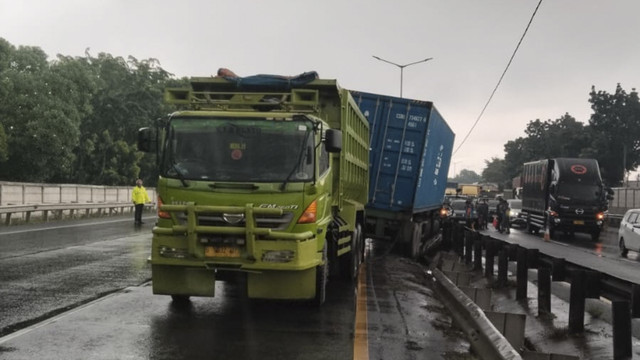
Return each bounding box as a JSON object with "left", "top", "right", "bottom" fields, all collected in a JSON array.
[{"left": 137, "top": 72, "right": 368, "bottom": 305}]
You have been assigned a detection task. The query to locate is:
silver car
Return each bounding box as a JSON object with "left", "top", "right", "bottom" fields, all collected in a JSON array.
[{"left": 618, "top": 209, "right": 640, "bottom": 257}]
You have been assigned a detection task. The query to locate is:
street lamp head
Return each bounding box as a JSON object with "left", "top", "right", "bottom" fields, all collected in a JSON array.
[{"left": 372, "top": 55, "right": 433, "bottom": 98}]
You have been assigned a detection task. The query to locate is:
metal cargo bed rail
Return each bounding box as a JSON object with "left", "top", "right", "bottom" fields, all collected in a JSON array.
[{"left": 165, "top": 87, "right": 320, "bottom": 112}]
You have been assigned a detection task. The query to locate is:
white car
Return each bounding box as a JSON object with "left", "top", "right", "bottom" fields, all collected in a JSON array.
[{"left": 618, "top": 209, "right": 640, "bottom": 257}]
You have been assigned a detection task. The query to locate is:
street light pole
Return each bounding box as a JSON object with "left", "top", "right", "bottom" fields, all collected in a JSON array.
[
  {"left": 372, "top": 56, "right": 433, "bottom": 98},
  {"left": 453, "top": 161, "right": 462, "bottom": 179}
]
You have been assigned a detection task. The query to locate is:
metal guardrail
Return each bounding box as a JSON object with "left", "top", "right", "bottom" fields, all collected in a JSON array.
[
  {"left": 441, "top": 222, "right": 638, "bottom": 358},
  {"left": 0, "top": 202, "right": 156, "bottom": 225}
]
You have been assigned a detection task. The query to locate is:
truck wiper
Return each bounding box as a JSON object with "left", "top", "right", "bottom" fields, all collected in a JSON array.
[
  {"left": 280, "top": 129, "right": 312, "bottom": 191},
  {"left": 170, "top": 162, "right": 189, "bottom": 187}
]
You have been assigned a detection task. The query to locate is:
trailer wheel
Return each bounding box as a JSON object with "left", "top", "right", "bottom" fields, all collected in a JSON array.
[
  {"left": 408, "top": 222, "right": 422, "bottom": 259},
  {"left": 314, "top": 245, "right": 328, "bottom": 306}
]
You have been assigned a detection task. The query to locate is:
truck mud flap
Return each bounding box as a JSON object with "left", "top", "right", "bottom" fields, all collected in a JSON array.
[{"left": 152, "top": 264, "right": 215, "bottom": 297}]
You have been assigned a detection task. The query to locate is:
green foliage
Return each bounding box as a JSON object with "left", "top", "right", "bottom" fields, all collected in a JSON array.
[
  {"left": 451, "top": 169, "right": 482, "bottom": 184},
  {"left": 588, "top": 84, "right": 640, "bottom": 185},
  {"left": 0, "top": 123, "right": 7, "bottom": 162},
  {"left": 499, "top": 85, "right": 640, "bottom": 186},
  {"left": 502, "top": 114, "right": 592, "bottom": 184},
  {"left": 0, "top": 37, "right": 179, "bottom": 185},
  {"left": 481, "top": 157, "right": 506, "bottom": 187},
  {"left": 0, "top": 44, "right": 80, "bottom": 181}
]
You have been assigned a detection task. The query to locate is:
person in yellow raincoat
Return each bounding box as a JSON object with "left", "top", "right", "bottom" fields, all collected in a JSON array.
[{"left": 132, "top": 178, "right": 150, "bottom": 225}]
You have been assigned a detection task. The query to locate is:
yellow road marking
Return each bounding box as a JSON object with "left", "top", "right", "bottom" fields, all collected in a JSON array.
[{"left": 353, "top": 263, "right": 369, "bottom": 360}]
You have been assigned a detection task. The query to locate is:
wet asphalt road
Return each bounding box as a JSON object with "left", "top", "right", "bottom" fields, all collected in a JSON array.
[
  {"left": 0, "top": 215, "right": 475, "bottom": 360},
  {"left": 0, "top": 214, "right": 154, "bottom": 336}
]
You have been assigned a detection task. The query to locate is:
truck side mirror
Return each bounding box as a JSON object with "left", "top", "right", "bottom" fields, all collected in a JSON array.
[
  {"left": 137, "top": 127, "right": 155, "bottom": 152},
  {"left": 325, "top": 129, "right": 342, "bottom": 153}
]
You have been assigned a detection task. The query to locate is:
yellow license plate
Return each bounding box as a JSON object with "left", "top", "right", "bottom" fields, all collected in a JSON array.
[
  {"left": 205, "top": 246, "right": 240, "bottom": 258},
  {"left": 573, "top": 220, "right": 585, "bottom": 225}
]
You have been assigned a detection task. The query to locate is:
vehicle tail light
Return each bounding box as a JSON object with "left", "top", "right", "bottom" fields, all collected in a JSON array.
[
  {"left": 157, "top": 196, "right": 171, "bottom": 219},
  {"left": 297, "top": 200, "right": 317, "bottom": 224}
]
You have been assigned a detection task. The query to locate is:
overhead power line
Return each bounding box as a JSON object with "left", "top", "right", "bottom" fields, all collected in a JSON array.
[{"left": 453, "top": 0, "right": 544, "bottom": 156}]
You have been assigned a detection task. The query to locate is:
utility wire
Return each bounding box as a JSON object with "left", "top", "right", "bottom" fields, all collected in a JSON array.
[{"left": 453, "top": 0, "right": 543, "bottom": 156}]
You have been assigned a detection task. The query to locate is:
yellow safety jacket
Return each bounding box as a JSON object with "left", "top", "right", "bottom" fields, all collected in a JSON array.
[{"left": 132, "top": 186, "right": 150, "bottom": 205}]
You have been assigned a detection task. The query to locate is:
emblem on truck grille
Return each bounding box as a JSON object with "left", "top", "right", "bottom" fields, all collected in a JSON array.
[
  {"left": 223, "top": 213, "right": 245, "bottom": 224},
  {"left": 575, "top": 208, "right": 584, "bottom": 215}
]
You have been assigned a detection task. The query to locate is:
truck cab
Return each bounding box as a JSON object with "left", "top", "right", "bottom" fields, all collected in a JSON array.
[{"left": 138, "top": 74, "right": 369, "bottom": 305}]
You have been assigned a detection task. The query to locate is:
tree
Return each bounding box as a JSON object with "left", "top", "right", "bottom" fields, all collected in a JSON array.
[
  {"left": 66, "top": 52, "right": 179, "bottom": 185},
  {"left": 0, "top": 43, "right": 81, "bottom": 182},
  {"left": 0, "top": 124, "right": 7, "bottom": 162},
  {"left": 587, "top": 84, "right": 640, "bottom": 185},
  {"left": 502, "top": 114, "right": 591, "bottom": 182},
  {"left": 482, "top": 157, "right": 507, "bottom": 187},
  {"left": 452, "top": 169, "right": 482, "bottom": 184}
]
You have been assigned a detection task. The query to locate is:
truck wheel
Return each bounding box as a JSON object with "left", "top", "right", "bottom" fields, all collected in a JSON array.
[
  {"left": 590, "top": 230, "right": 600, "bottom": 242},
  {"left": 619, "top": 238, "right": 628, "bottom": 257},
  {"left": 314, "top": 245, "right": 328, "bottom": 306},
  {"left": 408, "top": 222, "right": 422, "bottom": 259}
]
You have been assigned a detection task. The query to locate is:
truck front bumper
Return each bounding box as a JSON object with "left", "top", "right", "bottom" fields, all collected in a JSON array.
[{"left": 148, "top": 203, "right": 321, "bottom": 300}]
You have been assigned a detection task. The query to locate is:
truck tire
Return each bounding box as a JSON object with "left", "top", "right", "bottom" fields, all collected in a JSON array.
[
  {"left": 408, "top": 222, "right": 422, "bottom": 259},
  {"left": 590, "top": 229, "right": 600, "bottom": 242},
  {"left": 314, "top": 245, "right": 328, "bottom": 306}
]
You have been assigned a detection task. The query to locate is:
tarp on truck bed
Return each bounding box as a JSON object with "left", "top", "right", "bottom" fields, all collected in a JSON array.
[
  {"left": 217, "top": 68, "right": 319, "bottom": 91},
  {"left": 351, "top": 91, "right": 454, "bottom": 213}
]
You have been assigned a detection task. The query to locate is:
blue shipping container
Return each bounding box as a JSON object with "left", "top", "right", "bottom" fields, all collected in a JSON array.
[{"left": 350, "top": 91, "right": 455, "bottom": 213}]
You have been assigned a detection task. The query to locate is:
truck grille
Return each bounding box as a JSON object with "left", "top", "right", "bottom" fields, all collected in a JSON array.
[{"left": 176, "top": 212, "right": 294, "bottom": 230}]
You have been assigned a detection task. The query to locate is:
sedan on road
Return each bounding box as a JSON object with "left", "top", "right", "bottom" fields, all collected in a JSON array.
[{"left": 618, "top": 208, "right": 640, "bottom": 257}]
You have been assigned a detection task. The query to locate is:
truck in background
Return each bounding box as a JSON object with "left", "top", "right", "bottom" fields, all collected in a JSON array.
[
  {"left": 351, "top": 91, "right": 455, "bottom": 258},
  {"left": 521, "top": 158, "right": 612, "bottom": 241},
  {"left": 138, "top": 73, "right": 369, "bottom": 305},
  {"left": 445, "top": 181, "right": 459, "bottom": 196},
  {"left": 458, "top": 184, "right": 482, "bottom": 197}
]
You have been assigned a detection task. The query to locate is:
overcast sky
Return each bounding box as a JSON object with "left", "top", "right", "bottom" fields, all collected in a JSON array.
[{"left": 2, "top": 0, "right": 639, "bottom": 177}]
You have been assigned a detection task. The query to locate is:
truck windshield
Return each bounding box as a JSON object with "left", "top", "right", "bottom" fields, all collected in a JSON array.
[
  {"left": 556, "top": 183, "right": 601, "bottom": 202},
  {"left": 162, "top": 117, "right": 315, "bottom": 182}
]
